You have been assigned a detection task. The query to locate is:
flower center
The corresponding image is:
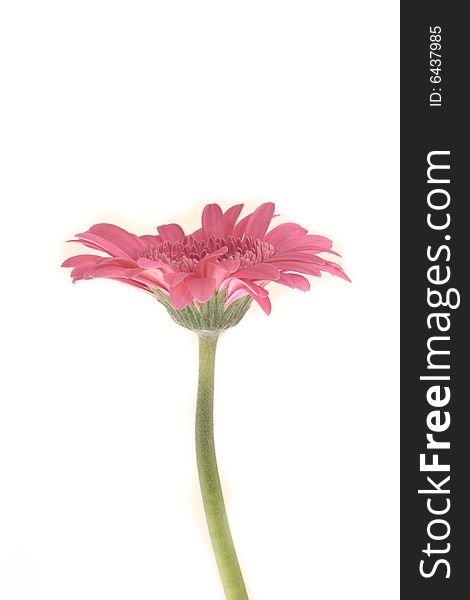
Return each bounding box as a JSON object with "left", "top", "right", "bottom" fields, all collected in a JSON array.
[{"left": 143, "top": 235, "right": 277, "bottom": 272}]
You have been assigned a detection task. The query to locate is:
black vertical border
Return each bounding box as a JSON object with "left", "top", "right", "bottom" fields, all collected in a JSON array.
[{"left": 401, "top": 3, "right": 468, "bottom": 599}]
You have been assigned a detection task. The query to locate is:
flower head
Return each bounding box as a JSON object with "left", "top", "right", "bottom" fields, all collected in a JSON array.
[{"left": 63, "top": 202, "right": 349, "bottom": 323}]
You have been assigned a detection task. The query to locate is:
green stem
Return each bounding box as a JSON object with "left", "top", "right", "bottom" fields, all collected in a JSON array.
[{"left": 196, "top": 334, "right": 249, "bottom": 600}]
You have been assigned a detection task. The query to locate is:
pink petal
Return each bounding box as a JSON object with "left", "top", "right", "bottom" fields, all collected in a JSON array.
[
  {"left": 277, "top": 272, "right": 310, "bottom": 291},
  {"left": 244, "top": 202, "right": 275, "bottom": 239},
  {"left": 201, "top": 204, "right": 224, "bottom": 239},
  {"left": 302, "top": 234, "right": 334, "bottom": 249},
  {"left": 252, "top": 293, "right": 271, "bottom": 314},
  {"left": 90, "top": 261, "right": 143, "bottom": 279},
  {"left": 194, "top": 247, "right": 228, "bottom": 277},
  {"left": 268, "top": 259, "right": 323, "bottom": 275},
  {"left": 203, "top": 262, "right": 234, "bottom": 288},
  {"left": 73, "top": 232, "right": 134, "bottom": 260},
  {"left": 93, "top": 257, "right": 139, "bottom": 267},
  {"left": 264, "top": 222, "right": 308, "bottom": 245},
  {"left": 67, "top": 238, "right": 108, "bottom": 252},
  {"left": 186, "top": 277, "right": 217, "bottom": 303},
  {"left": 273, "top": 258, "right": 350, "bottom": 281},
  {"left": 169, "top": 280, "right": 193, "bottom": 309},
  {"left": 163, "top": 271, "right": 191, "bottom": 286},
  {"left": 198, "top": 256, "right": 240, "bottom": 287},
  {"left": 190, "top": 227, "right": 205, "bottom": 240},
  {"left": 223, "top": 204, "right": 244, "bottom": 236},
  {"left": 234, "top": 263, "right": 280, "bottom": 281},
  {"left": 316, "top": 262, "right": 351, "bottom": 281},
  {"left": 225, "top": 279, "right": 271, "bottom": 313},
  {"left": 62, "top": 254, "right": 101, "bottom": 267},
  {"left": 109, "top": 277, "right": 150, "bottom": 291},
  {"left": 92, "top": 267, "right": 143, "bottom": 279},
  {"left": 269, "top": 251, "right": 328, "bottom": 263},
  {"left": 137, "top": 257, "right": 175, "bottom": 271},
  {"left": 70, "top": 264, "right": 96, "bottom": 280},
  {"left": 216, "top": 259, "right": 241, "bottom": 273},
  {"left": 157, "top": 223, "right": 185, "bottom": 242},
  {"left": 284, "top": 245, "right": 341, "bottom": 257},
  {"left": 135, "top": 271, "right": 168, "bottom": 289},
  {"left": 88, "top": 223, "right": 145, "bottom": 258},
  {"left": 224, "top": 288, "right": 249, "bottom": 306},
  {"left": 139, "top": 234, "right": 161, "bottom": 245},
  {"left": 276, "top": 233, "right": 335, "bottom": 254},
  {"left": 233, "top": 214, "right": 251, "bottom": 238},
  {"left": 69, "top": 234, "right": 118, "bottom": 255},
  {"left": 226, "top": 279, "right": 269, "bottom": 299},
  {"left": 206, "top": 246, "right": 228, "bottom": 258},
  {"left": 69, "top": 256, "right": 136, "bottom": 280}
]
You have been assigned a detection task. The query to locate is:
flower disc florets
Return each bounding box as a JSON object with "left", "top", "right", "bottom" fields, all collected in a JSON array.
[{"left": 144, "top": 235, "right": 276, "bottom": 273}]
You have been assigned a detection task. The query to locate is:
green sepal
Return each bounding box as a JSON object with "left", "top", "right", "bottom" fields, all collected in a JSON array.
[{"left": 151, "top": 288, "right": 252, "bottom": 333}]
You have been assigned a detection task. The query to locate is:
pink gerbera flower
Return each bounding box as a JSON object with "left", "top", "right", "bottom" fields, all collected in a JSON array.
[
  {"left": 62, "top": 202, "right": 349, "bottom": 316},
  {"left": 62, "top": 201, "right": 349, "bottom": 599}
]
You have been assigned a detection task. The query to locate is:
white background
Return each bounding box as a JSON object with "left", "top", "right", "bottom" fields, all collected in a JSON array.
[{"left": 0, "top": 1, "right": 399, "bottom": 599}]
